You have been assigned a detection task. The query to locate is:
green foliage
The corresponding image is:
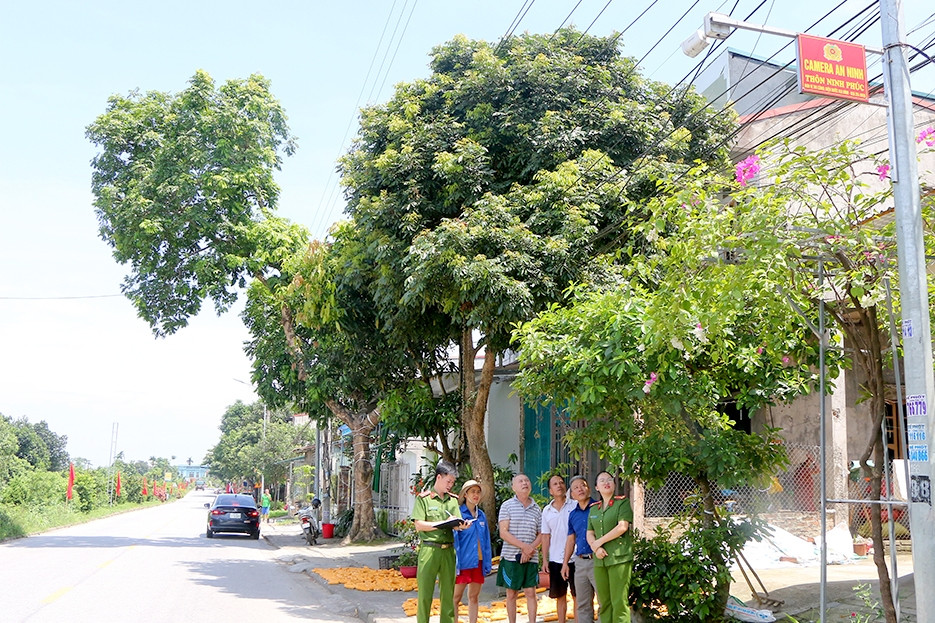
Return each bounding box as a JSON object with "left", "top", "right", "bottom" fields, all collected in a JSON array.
[
  {"left": 0, "top": 415, "right": 32, "bottom": 489},
  {"left": 391, "top": 518, "right": 420, "bottom": 567},
  {"left": 0, "top": 470, "right": 65, "bottom": 507},
  {"left": 630, "top": 520, "right": 762, "bottom": 621},
  {"left": 850, "top": 583, "right": 883, "bottom": 622},
  {"left": 2, "top": 415, "right": 69, "bottom": 473},
  {"left": 334, "top": 508, "right": 354, "bottom": 538},
  {"left": 381, "top": 383, "right": 461, "bottom": 458},
  {"left": 86, "top": 70, "right": 297, "bottom": 337},
  {"left": 205, "top": 400, "right": 312, "bottom": 486},
  {"left": 73, "top": 470, "right": 109, "bottom": 512}
]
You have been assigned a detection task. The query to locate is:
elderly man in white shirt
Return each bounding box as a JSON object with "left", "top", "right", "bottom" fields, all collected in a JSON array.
[{"left": 540, "top": 474, "right": 578, "bottom": 623}]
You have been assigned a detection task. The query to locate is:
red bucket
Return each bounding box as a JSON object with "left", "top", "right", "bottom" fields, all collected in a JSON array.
[{"left": 321, "top": 522, "right": 335, "bottom": 539}]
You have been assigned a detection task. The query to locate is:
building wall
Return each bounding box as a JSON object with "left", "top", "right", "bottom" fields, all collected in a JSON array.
[{"left": 487, "top": 376, "right": 522, "bottom": 468}]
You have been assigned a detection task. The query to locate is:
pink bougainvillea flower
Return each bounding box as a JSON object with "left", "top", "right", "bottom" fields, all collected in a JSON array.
[
  {"left": 643, "top": 372, "right": 658, "bottom": 394},
  {"left": 917, "top": 127, "right": 935, "bottom": 147},
  {"left": 756, "top": 346, "right": 764, "bottom": 355},
  {"left": 782, "top": 356, "right": 791, "bottom": 365},
  {"left": 735, "top": 154, "right": 760, "bottom": 187},
  {"left": 877, "top": 164, "right": 890, "bottom": 181}
]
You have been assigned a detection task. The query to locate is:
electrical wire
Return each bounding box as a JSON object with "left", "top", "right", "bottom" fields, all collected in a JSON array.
[
  {"left": 310, "top": 0, "right": 405, "bottom": 238},
  {"left": 495, "top": 0, "right": 538, "bottom": 55},
  {"left": 312, "top": 0, "right": 422, "bottom": 239},
  {"left": 551, "top": 0, "right": 586, "bottom": 38},
  {"left": 575, "top": 0, "right": 617, "bottom": 44},
  {"left": 588, "top": 1, "right": 888, "bottom": 250}
]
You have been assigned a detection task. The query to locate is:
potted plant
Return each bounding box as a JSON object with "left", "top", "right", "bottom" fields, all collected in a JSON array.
[
  {"left": 853, "top": 536, "right": 871, "bottom": 557},
  {"left": 395, "top": 547, "right": 419, "bottom": 577},
  {"left": 392, "top": 519, "right": 420, "bottom": 578}
]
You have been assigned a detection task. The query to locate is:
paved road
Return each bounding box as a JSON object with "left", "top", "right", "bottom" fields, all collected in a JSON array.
[{"left": 0, "top": 492, "right": 360, "bottom": 623}]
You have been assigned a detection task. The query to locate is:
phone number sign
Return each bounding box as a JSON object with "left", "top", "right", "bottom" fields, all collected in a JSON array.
[{"left": 797, "top": 34, "right": 869, "bottom": 103}]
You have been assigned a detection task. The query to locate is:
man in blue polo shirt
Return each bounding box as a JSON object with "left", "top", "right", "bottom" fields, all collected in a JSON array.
[{"left": 561, "top": 475, "right": 598, "bottom": 623}]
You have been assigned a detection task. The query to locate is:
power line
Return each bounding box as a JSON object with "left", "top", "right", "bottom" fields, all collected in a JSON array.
[
  {"left": 576, "top": 0, "right": 616, "bottom": 43},
  {"left": 551, "top": 0, "right": 586, "bottom": 38},
  {"left": 495, "top": 0, "right": 538, "bottom": 54},
  {"left": 311, "top": 0, "right": 421, "bottom": 239}
]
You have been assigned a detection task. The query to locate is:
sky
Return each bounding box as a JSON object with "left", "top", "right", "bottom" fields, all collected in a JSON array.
[{"left": 2, "top": 0, "right": 933, "bottom": 468}]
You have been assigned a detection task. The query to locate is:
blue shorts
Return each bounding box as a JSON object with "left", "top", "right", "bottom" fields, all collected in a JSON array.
[{"left": 261, "top": 506, "right": 270, "bottom": 515}]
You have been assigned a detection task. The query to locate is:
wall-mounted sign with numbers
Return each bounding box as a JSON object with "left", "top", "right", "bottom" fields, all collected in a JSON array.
[{"left": 911, "top": 474, "right": 932, "bottom": 506}]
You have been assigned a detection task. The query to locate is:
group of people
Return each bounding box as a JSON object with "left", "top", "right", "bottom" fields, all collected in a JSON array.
[{"left": 411, "top": 461, "right": 633, "bottom": 623}]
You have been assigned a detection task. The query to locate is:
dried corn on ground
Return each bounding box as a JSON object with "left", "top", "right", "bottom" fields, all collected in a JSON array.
[
  {"left": 312, "top": 567, "right": 418, "bottom": 591},
  {"left": 402, "top": 588, "right": 586, "bottom": 622},
  {"left": 312, "top": 565, "right": 597, "bottom": 621}
]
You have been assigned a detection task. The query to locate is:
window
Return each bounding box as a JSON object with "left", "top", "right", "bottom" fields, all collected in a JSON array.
[{"left": 885, "top": 401, "right": 904, "bottom": 460}]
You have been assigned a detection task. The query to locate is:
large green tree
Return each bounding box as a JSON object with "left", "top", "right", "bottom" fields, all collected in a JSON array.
[
  {"left": 205, "top": 400, "right": 311, "bottom": 490},
  {"left": 242, "top": 231, "right": 451, "bottom": 540},
  {"left": 339, "top": 29, "right": 736, "bottom": 517},
  {"left": 0, "top": 415, "right": 31, "bottom": 489},
  {"left": 86, "top": 70, "right": 295, "bottom": 336},
  {"left": 88, "top": 70, "right": 413, "bottom": 541},
  {"left": 7, "top": 417, "right": 69, "bottom": 472}
]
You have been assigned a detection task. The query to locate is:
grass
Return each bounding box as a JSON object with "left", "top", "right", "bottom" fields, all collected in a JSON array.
[{"left": 0, "top": 498, "right": 167, "bottom": 542}]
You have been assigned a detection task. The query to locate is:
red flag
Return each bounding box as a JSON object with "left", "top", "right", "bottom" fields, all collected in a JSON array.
[
  {"left": 142, "top": 477, "right": 148, "bottom": 496},
  {"left": 116, "top": 471, "right": 122, "bottom": 497},
  {"left": 67, "top": 463, "right": 75, "bottom": 500}
]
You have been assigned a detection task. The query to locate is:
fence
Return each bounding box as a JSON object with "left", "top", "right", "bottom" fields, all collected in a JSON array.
[
  {"left": 377, "top": 460, "right": 411, "bottom": 532},
  {"left": 643, "top": 444, "right": 912, "bottom": 545}
]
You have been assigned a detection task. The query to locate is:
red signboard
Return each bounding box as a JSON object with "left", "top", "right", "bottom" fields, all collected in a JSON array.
[{"left": 797, "top": 34, "right": 869, "bottom": 103}]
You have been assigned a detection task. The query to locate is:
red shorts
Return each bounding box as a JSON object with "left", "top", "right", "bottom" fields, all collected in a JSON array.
[{"left": 456, "top": 565, "right": 485, "bottom": 584}]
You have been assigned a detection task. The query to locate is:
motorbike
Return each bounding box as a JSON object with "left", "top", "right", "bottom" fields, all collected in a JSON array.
[{"left": 298, "top": 499, "right": 321, "bottom": 546}]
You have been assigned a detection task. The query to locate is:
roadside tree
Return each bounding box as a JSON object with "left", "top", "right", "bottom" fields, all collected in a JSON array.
[{"left": 243, "top": 232, "right": 450, "bottom": 540}]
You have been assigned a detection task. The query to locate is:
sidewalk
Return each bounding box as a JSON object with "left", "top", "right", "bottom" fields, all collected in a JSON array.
[{"left": 261, "top": 519, "right": 916, "bottom": 623}]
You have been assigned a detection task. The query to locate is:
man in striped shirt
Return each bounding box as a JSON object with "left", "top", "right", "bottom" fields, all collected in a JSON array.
[{"left": 496, "top": 473, "right": 542, "bottom": 623}]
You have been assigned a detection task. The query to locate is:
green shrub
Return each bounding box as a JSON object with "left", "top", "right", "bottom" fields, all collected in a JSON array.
[
  {"left": 73, "top": 471, "right": 108, "bottom": 512},
  {"left": 334, "top": 508, "right": 354, "bottom": 538},
  {"left": 0, "top": 470, "right": 65, "bottom": 507},
  {"left": 630, "top": 520, "right": 758, "bottom": 622}
]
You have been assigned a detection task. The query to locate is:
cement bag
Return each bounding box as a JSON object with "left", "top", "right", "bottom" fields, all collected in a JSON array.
[{"left": 724, "top": 596, "right": 777, "bottom": 622}]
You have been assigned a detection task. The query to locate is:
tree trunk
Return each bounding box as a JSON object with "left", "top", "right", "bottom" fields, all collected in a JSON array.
[
  {"left": 697, "top": 476, "right": 731, "bottom": 615},
  {"left": 854, "top": 306, "right": 897, "bottom": 623},
  {"left": 325, "top": 400, "right": 384, "bottom": 542},
  {"left": 462, "top": 329, "right": 497, "bottom": 526}
]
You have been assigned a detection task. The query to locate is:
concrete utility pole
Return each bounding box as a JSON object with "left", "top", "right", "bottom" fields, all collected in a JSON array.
[{"left": 880, "top": 0, "right": 935, "bottom": 615}]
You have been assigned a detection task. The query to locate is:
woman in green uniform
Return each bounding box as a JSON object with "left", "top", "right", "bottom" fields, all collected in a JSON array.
[{"left": 586, "top": 471, "right": 633, "bottom": 623}]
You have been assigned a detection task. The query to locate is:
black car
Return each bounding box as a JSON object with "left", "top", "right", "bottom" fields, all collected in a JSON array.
[{"left": 205, "top": 494, "right": 261, "bottom": 539}]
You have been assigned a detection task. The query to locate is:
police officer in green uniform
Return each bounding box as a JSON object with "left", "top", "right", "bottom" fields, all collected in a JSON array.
[
  {"left": 412, "top": 460, "right": 465, "bottom": 623},
  {"left": 587, "top": 470, "right": 633, "bottom": 623}
]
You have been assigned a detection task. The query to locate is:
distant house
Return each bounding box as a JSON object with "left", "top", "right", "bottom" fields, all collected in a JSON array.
[{"left": 177, "top": 465, "right": 208, "bottom": 480}]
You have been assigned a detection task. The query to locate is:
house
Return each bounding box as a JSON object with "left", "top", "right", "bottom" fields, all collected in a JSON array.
[{"left": 176, "top": 464, "right": 208, "bottom": 481}]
